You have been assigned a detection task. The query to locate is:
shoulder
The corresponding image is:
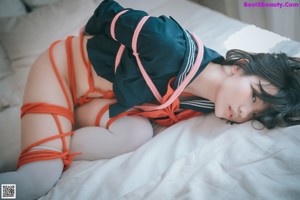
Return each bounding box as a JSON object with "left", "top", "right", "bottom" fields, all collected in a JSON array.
[{"left": 139, "top": 16, "right": 185, "bottom": 51}]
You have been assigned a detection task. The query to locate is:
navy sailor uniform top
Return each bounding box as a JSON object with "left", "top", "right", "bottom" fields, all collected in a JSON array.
[{"left": 84, "top": 0, "right": 225, "bottom": 117}]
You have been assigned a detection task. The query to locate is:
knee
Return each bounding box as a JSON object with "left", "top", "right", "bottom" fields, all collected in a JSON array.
[
  {"left": 129, "top": 116, "right": 154, "bottom": 146},
  {"left": 110, "top": 116, "right": 153, "bottom": 150},
  {"left": 0, "top": 159, "right": 63, "bottom": 200},
  {"left": 20, "top": 159, "right": 63, "bottom": 197}
]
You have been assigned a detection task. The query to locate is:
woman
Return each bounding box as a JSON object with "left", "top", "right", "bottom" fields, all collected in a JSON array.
[{"left": 1, "top": 0, "right": 300, "bottom": 199}]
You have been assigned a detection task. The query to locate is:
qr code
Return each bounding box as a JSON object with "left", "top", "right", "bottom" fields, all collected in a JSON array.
[{"left": 1, "top": 184, "right": 16, "bottom": 199}]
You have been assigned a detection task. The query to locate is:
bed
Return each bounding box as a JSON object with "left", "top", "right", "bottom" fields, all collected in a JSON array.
[{"left": 0, "top": 0, "right": 300, "bottom": 199}]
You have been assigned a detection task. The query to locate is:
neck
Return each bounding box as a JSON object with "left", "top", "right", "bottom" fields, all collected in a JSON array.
[{"left": 183, "top": 62, "right": 227, "bottom": 103}]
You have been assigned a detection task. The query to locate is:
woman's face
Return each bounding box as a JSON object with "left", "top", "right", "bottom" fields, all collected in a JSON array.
[{"left": 214, "top": 66, "right": 278, "bottom": 123}]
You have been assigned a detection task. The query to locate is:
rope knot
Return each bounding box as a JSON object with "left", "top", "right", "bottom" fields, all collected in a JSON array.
[
  {"left": 103, "top": 91, "right": 115, "bottom": 99},
  {"left": 63, "top": 151, "right": 81, "bottom": 171}
]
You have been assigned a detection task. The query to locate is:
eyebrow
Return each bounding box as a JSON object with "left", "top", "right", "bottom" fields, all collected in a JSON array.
[{"left": 250, "top": 80, "right": 274, "bottom": 103}]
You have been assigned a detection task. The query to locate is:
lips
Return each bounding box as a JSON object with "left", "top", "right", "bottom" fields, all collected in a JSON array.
[{"left": 227, "top": 106, "right": 233, "bottom": 119}]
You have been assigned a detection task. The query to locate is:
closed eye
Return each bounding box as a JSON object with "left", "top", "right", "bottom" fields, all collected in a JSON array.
[
  {"left": 251, "top": 85, "right": 257, "bottom": 103},
  {"left": 251, "top": 85, "right": 260, "bottom": 117}
]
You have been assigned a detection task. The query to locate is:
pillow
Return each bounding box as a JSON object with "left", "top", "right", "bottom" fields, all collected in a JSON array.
[
  {"left": 22, "top": 0, "right": 61, "bottom": 9},
  {"left": 224, "top": 25, "right": 290, "bottom": 53},
  {"left": 0, "top": 0, "right": 27, "bottom": 18},
  {"left": 0, "top": 0, "right": 100, "bottom": 112},
  {"left": 0, "top": 42, "right": 12, "bottom": 80},
  {"left": 0, "top": 0, "right": 100, "bottom": 69},
  {"left": 0, "top": 106, "right": 21, "bottom": 172}
]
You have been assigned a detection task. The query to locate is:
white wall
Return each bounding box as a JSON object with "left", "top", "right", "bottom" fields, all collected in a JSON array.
[{"left": 194, "top": 0, "right": 300, "bottom": 42}]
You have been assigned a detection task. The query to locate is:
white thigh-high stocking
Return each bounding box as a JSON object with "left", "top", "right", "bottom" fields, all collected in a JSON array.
[
  {"left": 71, "top": 111, "right": 153, "bottom": 160},
  {"left": 0, "top": 147, "right": 63, "bottom": 200}
]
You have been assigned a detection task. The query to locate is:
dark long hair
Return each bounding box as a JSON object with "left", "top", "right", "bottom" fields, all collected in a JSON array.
[{"left": 222, "top": 49, "right": 300, "bottom": 129}]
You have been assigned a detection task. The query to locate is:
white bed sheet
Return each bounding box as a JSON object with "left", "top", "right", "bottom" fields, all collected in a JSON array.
[{"left": 41, "top": 115, "right": 300, "bottom": 200}]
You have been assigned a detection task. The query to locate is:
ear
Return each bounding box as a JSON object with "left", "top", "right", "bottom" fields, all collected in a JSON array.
[{"left": 231, "top": 65, "right": 242, "bottom": 75}]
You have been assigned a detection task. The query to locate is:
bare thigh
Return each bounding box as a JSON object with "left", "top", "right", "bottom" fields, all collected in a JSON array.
[
  {"left": 72, "top": 98, "right": 153, "bottom": 160},
  {"left": 75, "top": 98, "right": 116, "bottom": 128},
  {"left": 22, "top": 42, "right": 73, "bottom": 151}
]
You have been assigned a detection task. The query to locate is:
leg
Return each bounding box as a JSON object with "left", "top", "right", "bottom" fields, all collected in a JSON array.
[
  {"left": 0, "top": 42, "right": 74, "bottom": 199},
  {"left": 21, "top": 44, "right": 73, "bottom": 152},
  {"left": 0, "top": 158, "right": 63, "bottom": 200},
  {"left": 72, "top": 99, "right": 153, "bottom": 160},
  {"left": 74, "top": 98, "right": 116, "bottom": 128}
]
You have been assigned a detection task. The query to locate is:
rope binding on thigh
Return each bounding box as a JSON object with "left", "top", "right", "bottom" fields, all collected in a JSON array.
[{"left": 18, "top": 102, "right": 80, "bottom": 171}]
